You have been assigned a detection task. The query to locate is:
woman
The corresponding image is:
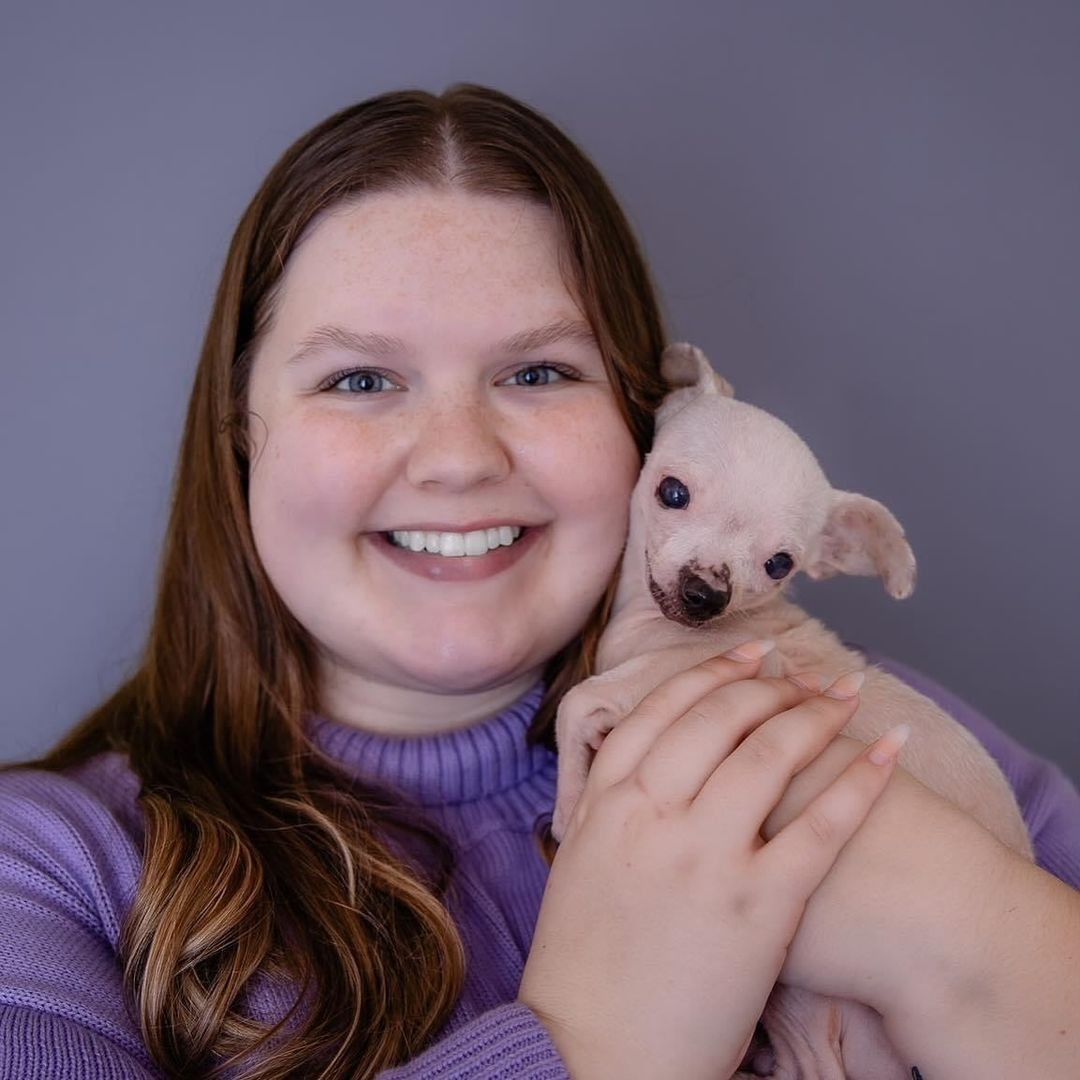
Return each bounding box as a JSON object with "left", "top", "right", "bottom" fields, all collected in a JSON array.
[{"left": 1, "top": 84, "right": 1077, "bottom": 1080}]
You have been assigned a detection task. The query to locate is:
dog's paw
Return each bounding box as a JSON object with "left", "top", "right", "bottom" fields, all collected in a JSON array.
[
  {"left": 555, "top": 686, "right": 625, "bottom": 756},
  {"left": 551, "top": 783, "right": 580, "bottom": 843},
  {"left": 552, "top": 696, "right": 624, "bottom": 841}
]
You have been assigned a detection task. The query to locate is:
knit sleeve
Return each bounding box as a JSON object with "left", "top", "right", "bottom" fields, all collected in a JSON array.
[
  {"left": 0, "top": 1007, "right": 160, "bottom": 1079},
  {"left": 866, "top": 652, "right": 1080, "bottom": 888},
  {"left": 0, "top": 768, "right": 163, "bottom": 1079},
  {"left": 0, "top": 763, "right": 571, "bottom": 1079},
  {"left": 376, "top": 1003, "right": 569, "bottom": 1079}
]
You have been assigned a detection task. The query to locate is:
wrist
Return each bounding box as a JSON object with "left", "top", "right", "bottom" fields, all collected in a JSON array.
[{"left": 517, "top": 999, "right": 640, "bottom": 1080}]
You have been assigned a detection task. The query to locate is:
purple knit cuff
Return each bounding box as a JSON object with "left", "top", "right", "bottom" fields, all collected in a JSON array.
[
  {"left": 0, "top": 1006, "right": 162, "bottom": 1079},
  {"left": 377, "top": 1002, "right": 569, "bottom": 1079}
]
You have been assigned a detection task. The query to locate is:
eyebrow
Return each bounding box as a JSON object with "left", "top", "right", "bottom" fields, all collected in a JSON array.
[{"left": 285, "top": 317, "right": 598, "bottom": 365}]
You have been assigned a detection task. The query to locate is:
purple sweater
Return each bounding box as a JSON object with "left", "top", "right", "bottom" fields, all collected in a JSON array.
[{"left": 1, "top": 658, "right": 1078, "bottom": 1079}]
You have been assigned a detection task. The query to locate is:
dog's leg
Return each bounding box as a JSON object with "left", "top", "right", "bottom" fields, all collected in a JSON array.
[
  {"left": 757, "top": 985, "right": 910, "bottom": 1080},
  {"left": 552, "top": 668, "right": 642, "bottom": 842},
  {"left": 552, "top": 679, "right": 612, "bottom": 842},
  {"left": 758, "top": 986, "right": 845, "bottom": 1080},
  {"left": 552, "top": 645, "right": 728, "bottom": 840}
]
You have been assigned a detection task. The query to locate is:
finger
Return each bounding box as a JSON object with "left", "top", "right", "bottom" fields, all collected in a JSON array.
[
  {"left": 689, "top": 672, "right": 865, "bottom": 830},
  {"left": 624, "top": 675, "right": 828, "bottom": 809},
  {"left": 587, "top": 642, "right": 787, "bottom": 788},
  {"left": 756, "top": 723, "right": 911, "bottom": 893}
]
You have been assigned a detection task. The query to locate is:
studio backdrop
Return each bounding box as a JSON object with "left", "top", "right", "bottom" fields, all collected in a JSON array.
[{"left": 1, "top": 0, "right": 1077, "bottom": 781}]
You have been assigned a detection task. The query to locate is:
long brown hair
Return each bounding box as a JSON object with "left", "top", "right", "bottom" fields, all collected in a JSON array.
[{"left": 17, "top": 84, "right": 668, "bottom": 1078}]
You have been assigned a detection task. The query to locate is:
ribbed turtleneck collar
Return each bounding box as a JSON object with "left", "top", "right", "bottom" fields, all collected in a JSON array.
[{"left": 304, "top": 681, "right": 551, "bottom": 807}]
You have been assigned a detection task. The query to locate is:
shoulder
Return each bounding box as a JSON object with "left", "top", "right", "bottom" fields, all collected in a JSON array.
[
  {"left": 0, "top": 755, "right": 161, "bottom": 1075},
  {"left": 0, "top": 753, "right": 145, "bottom": 947}
]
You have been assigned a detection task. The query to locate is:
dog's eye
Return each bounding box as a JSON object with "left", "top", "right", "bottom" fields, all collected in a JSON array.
[
  {"left": 765, "top": 552, "right": 794, "bottom": 580},
  {"left": 656, "top": 476, "right": 690, "bottom": 509}
]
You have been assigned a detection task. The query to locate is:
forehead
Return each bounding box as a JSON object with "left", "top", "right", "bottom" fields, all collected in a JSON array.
[{"left": 273, "top": 188, "right": 579, "bottom": 325}]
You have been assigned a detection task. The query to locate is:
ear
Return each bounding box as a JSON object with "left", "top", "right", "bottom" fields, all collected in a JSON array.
[
  {"left": 804, "top": 491, "right": 916, "bottom": 599},
  {"left": 661, "top": 342, "right": 734, "bottom": 396},
  {"left": 656, "top": 343, "right": 735, "bottom": 427}
]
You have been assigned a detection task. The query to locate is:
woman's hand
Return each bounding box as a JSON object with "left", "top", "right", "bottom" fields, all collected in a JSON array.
[{"left": 518, "top": 647, "right": 908, "bottom": 1080}]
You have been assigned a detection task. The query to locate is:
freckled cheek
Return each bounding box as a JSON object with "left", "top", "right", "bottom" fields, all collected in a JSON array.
[
  {"left": 523, "top": 403, "right": 641, "bottom": 518},
  {"left": 248, "top": 417, "right": 389, "bottom": 539}
]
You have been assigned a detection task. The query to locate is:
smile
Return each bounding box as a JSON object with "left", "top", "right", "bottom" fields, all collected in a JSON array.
[{"left": 386, "top": 526, "right": 524, "bottom": 558}]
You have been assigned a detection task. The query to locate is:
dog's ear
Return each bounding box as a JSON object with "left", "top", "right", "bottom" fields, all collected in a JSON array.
[
  {"left": 656, "top": 343, "right": 734, "bottom": 428},
  {"left": 661, "top": 342, "right": 734, "bottom": 396},
  {"left": 804, "top": 491, "right": 916, "bottom": 599}
]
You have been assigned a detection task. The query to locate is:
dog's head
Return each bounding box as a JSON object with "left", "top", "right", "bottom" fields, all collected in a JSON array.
[{"left": 637, "top": 343, "right": 916, "bottom": 627}]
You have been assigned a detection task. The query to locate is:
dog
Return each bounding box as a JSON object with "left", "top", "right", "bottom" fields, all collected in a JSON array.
[{"left": 551, "top": 342, "right": 1033, "bottom": 1079}]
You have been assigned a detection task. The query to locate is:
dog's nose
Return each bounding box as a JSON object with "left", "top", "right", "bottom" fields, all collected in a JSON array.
[{"left": 680, "top": 574, "right": 730, "bottom": 620}]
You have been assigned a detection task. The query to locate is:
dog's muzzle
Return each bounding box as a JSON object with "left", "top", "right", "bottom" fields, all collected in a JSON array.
[
  {"left": 646, "top": 556, "right": 733, "bottom": 627},
  {"left": 679, "top": 573, "right": 730, "bottom": 622}
]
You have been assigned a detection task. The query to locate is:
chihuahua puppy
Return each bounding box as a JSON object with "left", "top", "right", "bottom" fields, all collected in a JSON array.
[{"left": 552, "top": 343, "right": 1032, "bottom": 1079}]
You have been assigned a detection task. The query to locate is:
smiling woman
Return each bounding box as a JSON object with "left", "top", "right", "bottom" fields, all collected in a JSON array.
[
  {"left": 2, "top": 81, "right": 1079, "bottom": 1080},
  {"left": 0, "top": 84, "right": 670, "bottom": 1080},
  {"left": 245, "top": 190, "right": 641, "bottom": 722}
]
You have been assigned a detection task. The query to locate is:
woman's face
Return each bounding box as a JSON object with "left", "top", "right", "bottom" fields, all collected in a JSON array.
[{"left": 245, "top": 189, "right": 641, "bottom": 731}]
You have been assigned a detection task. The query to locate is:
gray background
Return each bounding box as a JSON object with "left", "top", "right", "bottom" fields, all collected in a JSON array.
[{"left": 2, "top": 1, "right": 1077, "bottom": 782}]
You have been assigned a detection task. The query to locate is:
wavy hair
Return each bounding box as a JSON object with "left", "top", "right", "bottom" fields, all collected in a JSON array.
[{"left": 19, "top": 84, "right": 668, "bottom": 1077}]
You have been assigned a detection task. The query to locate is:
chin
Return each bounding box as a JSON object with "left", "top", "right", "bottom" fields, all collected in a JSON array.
[{"left": 393, "top": 644, "right": 544, "bottom": 696}]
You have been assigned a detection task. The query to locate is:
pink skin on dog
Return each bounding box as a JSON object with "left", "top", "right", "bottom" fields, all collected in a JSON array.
[{"left": 552, "top": 343, "right": 1031, "bottom": 1079}]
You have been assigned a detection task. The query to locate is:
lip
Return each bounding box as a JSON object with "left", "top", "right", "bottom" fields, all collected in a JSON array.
[{"left": 370, "top": 524, "right": 543, "bottom": 582}]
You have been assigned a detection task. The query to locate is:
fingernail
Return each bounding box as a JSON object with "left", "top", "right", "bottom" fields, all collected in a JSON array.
[
  {"left": 823, "top": 670, "right": 866, "bottom": 699},
  {"left": 786, "top": 671, "right": 827, "bottom": 692},
  {"left": 722, "top": 639, "right": 776, "bottom": 662},
  {"left": 868, "top": 723, "right": 911, "bottom": 765}
]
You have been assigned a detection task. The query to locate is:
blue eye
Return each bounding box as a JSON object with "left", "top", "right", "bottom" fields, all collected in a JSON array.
[
  {"left": 321, "top": 368, "right": 397, "bottom": 394},
  {"left": 507, "top": 363, "right": 578, "bottom": 387},
  {"left": 765, "top": 552, "right": 794, "bottom": 580}
]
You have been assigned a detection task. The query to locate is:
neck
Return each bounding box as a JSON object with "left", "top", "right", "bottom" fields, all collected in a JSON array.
[{"left": 316, "top": 665, "right": 543, "bottom": 737}]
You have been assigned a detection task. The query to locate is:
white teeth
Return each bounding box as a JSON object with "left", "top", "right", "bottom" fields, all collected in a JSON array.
[
  {"left": 464, "top": 531, "right": 488, "bottom": 556},
  {"left": 441, "top": 533, "right": 466, "bottom": 557},
  {"left": 390, "top": 526, "right": 523, "bottom": 557}
]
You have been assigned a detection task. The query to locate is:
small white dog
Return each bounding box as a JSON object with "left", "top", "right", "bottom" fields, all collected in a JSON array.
[{"left": 552, "top": 343, "right": 1032, "bottom": 1079}]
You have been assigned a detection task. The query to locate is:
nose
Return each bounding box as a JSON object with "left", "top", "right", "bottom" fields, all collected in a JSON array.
[
  {"left": 679, "top": 573, "right": 730, "bottom": 621},
  {"left": 404, "top": 398, "right": 512, "bottom": 490}
]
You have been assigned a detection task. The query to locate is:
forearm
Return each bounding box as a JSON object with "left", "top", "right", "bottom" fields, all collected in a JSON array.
[
  {"left": 883, "top": 857, "right": 1080, "bottom": 1079},
  {"left": 762, "top": 736, "right": 999, "bottom": 1010},
  {"left": 760, "top": 734, "right": 980, "bottom": 1002},
  {"left": 763, "top": 735, "right": 1080, "bottom": 1075}
]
